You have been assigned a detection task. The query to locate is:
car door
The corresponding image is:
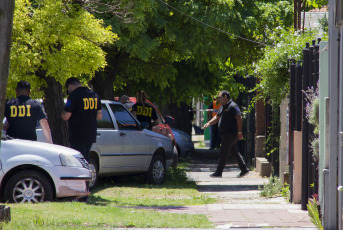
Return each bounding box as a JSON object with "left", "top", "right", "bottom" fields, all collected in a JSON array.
[
  {"left": 109, "top": 103, "right": 149, "bottom": 171},
  {"left": 149, "top": 102, "right": 169, "bottom": 138},
  {"left": 93, "top": 103, "right": 123, "bottom": 173}
]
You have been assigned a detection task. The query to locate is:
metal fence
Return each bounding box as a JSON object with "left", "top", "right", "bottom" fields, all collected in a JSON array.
[{"left": 288, "top": 38, "right": 321, "bottom": 209}]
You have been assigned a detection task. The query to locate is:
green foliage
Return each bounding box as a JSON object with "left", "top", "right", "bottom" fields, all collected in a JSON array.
[
  {"left": 318, "top": 14, "right": 328, "bottom": 33},
  {"left": 255, "top": 28, "right": 322, "bottom": 106},
  {"left": 259, "top": 175, "right": 283, "bottom": 198},
  {"left": 9, "top": 0, "right": 116, "bottom": 98},
  {"left": 92, "top": 0, "right": 294, "bottom": 103},
  {"left": 307, "top": 197, "right": 323, "bottom": 230},
  {"left": 306, "top": 0, "right": 328, "bottom": 8},
  {"left": 309, "top": 98, "right": 320, "bottom": 134},
  {"left": 265, "top": 107, "right": 280, "bottom": 158},
  {"left": 303, "top": 83, "right": 319, "bottom": 161},
  {"left": 281, "top": 182, "right": 290, "bottom": 201}
]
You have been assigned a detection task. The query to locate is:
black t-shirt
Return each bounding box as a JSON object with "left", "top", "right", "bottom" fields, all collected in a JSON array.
[
  {"left": 217, "top": 100, "right": 241, "bottom": 134},
  {"left": 131, "top": 102, "right": 158, "bottom": 125},
  {"left": 4, "top": 96, "right": 46, "bottom": 141},
  {"left": 64, "top": 87, "right": 101, "bottom": 144}
]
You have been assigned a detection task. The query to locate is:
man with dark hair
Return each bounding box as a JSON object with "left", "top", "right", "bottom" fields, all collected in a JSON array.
[
  {"left": 203, "top": 90, "right": 249, "bottom": 178},
  {"left": 62, "top": 77, "right": 102, "bottom": 161},
  {"left": 118, "top": 94, "right": 134, "bottom": 111},
  {"left": 4, "top": 81, "right": 52, "bottom": 143}
]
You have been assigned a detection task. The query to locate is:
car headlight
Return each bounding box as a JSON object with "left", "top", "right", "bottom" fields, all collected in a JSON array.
[{"left": 60, "top": 154, "right": 82, "bottom": 167}]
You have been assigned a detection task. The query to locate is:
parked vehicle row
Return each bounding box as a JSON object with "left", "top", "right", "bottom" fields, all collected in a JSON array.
[
  {"left": 37, "top": 100, "right": 174, "bottom": 189},
  {"left": 0, "top": 99, "right": 192, "bottom": 203}
]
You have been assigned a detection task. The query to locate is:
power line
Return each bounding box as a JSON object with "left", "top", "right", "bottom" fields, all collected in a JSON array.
[{"left": 156, "top": 0, "right": 274, "bottom": 47}]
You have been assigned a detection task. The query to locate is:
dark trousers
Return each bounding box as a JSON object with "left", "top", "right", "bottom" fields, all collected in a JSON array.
[
  {"left": 216, "top": 132, "right": 248, "bottom": 173},
  {"left": 70, "top": 143, "right": 92, "bottom": 162},
  {"left": 210, "top": 124, "right": 221, "bottom": 148}
]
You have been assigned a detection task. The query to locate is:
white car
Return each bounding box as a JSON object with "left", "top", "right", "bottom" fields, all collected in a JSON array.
[
  {"left": 0, "top": 133, "right": 91, "bottom": 203},
  {"left": 37, "top": 100, "right": 173, "bottom": 189}
]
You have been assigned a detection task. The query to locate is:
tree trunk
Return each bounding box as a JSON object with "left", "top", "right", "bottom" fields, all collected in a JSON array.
[
  {"left": 43, "top": 77, "right": 69, "bottom": 146},
  {"left": 162, "top": 102, "right": 192, "bottom": 135},
  {"left": 90, "top": 73, "right": 115, "bottom": 100},
  {"left": 0, "top": 0, "right": 15, "bottom": 132},
  {"left": 91, "top": 51, "right": 129, "bottom": 100}
]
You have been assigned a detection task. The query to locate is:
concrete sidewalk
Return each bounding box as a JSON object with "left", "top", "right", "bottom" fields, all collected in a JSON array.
[{"left": 166, "top": 149, "right": 316, "bottom": 229}]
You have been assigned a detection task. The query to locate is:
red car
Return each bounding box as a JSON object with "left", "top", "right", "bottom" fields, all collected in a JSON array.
[{"left": 115, "top": 97, "right": 179, "bottom": 167}]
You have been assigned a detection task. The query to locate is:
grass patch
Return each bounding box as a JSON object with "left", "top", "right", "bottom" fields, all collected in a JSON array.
[
  {"left": 1, "top": 167, "right": 215, "bottom": 229},
  {"left": 1, "top": 203, "right": 212, "bottom": 229},
  {"left": 194, "top": 141, "right": 205, "bottom": 148},
  {"left": 259, "top": 175, "right": 288, "bottom": 198}
]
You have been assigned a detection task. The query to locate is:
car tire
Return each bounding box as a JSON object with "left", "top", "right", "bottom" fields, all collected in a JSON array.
[
  {"left": 4, "top": 170, "right": 53, "bottom": 203},
  {"left": 88, "top": 158, "right": 99, "bottom": 190},
  {"left": 171, "top": 145, "right": 179, "bottom": 169},
  {"left": 147, "top": 155, "right": 166, "bottom": 185}
]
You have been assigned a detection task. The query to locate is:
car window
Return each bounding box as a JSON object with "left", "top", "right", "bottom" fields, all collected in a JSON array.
[
  {"left": 97, "top": 106, "right": 114, "bottom": 129},
  {"left": 147, "top": 102, "right": 163, "bottom": 124},
  {"left": 109, "top": 104, "right": 139, "bottom": 130}
]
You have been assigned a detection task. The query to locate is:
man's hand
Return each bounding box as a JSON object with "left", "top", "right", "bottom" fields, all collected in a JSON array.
[
  {"left": 238, "top": 132, "right": 243, "bottom": 140},
  {"left": 202, "top": 122, "right": 210, "bottom": 129}
]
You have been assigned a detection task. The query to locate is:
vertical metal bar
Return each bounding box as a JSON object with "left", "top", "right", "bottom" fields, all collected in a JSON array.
[
  {"left": 295, "top": 61, "right": 303, "bottom": 131},
  {"left": 301, "top": 42, "right": 310, "bottom": 210},
  {"left": 288, "top": 59, "right": 296, "bottom": 202}
]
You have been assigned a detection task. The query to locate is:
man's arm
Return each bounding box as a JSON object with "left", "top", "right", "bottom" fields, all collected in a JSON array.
[
  {"left": 202, "top": 114, "right": 220, "bottom": 129},
  {"left": 236, "top": 115, "right": 243, "bottom": 140},
  {"left": 39, "top": 118, "right": 53, "bottom": 144},
  {"left": 97, "top": 110, "right": 102, "bottom": 120},
  {"left": 2, "top": 118, "right": 9, "bottom": 131},
  {"left": 152, "top": 119, "right": 160, "bottom": 126},
  {"left": 61, "top": 111, "right": 72, "bottom": 121}
]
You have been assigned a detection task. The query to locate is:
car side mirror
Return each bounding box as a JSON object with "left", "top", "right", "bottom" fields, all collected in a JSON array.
[{"left": 164, "top": 116, "right": 174, "bottom": 126}]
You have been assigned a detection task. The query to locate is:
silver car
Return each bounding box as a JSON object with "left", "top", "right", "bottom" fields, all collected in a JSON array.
[
  {"left": 37, "top": 100, "right": 173, "bottom": 189},
  {"left": 0, "top": 134, "right": 91, "bottom": 203}
]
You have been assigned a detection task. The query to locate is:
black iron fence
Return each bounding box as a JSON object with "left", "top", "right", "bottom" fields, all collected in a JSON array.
[{"left": 288, "top": 38, "right": 321, "bottom": 210}]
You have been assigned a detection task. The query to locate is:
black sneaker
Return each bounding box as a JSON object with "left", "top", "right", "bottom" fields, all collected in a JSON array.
[
  {"left": 210, "top": 172, "right": 222, "bottom": 178},
  {"left": 236, "top": 170, "right": 249, "bottom": 178}
]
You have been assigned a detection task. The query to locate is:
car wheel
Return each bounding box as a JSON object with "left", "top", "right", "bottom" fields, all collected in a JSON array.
[
  {"left": 147, "top": 155, "right": 166, "bottom": 185},
  {"left": 88, "top": 158, "right": 98, "bottom": 190},
  {"left": 171, "top": 145, "right": 179, "bottom": 169},
  {"left": 4, "top": 170, "right": 53, "bottom": 203}
]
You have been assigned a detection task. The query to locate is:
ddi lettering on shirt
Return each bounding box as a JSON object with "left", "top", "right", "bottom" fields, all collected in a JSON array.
[
  {"left": 83, "top": 98, "right": 98, "bottom": 110},
  {"left": 136, "top": 106, "right": 153, "bottom": 117},
  {"left": 10, "top": 105, "right": 31, "bottom": 117}
]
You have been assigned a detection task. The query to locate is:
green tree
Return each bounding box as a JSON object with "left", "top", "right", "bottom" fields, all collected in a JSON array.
[
  {"left": 90, "top": 0, "right": 293, "bottom": 133},
  {"left": 254, "top": 28, "right": 321, "bottom": 106},
  {"left": 9, "top": 0, "right": 116, "bottom": 145}
]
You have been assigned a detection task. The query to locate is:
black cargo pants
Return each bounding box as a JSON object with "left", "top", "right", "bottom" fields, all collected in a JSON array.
[{"left": 216, "top": 132, "right": 248, "bottom": 173}]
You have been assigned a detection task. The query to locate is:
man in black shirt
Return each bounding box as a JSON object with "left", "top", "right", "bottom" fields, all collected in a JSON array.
[
  {"left": 62, "top": 77, "right": 102, "bottom": 161},
  {"left": 4, "top": 81, "right": 52, "bottom": 143},
  {"left": 203, "top": 90, "right": 249, "bottom": 178}
]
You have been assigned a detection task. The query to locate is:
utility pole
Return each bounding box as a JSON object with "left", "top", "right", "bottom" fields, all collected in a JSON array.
[{"left": 0, "top": 0, "right": 16, "bottom": 132}]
